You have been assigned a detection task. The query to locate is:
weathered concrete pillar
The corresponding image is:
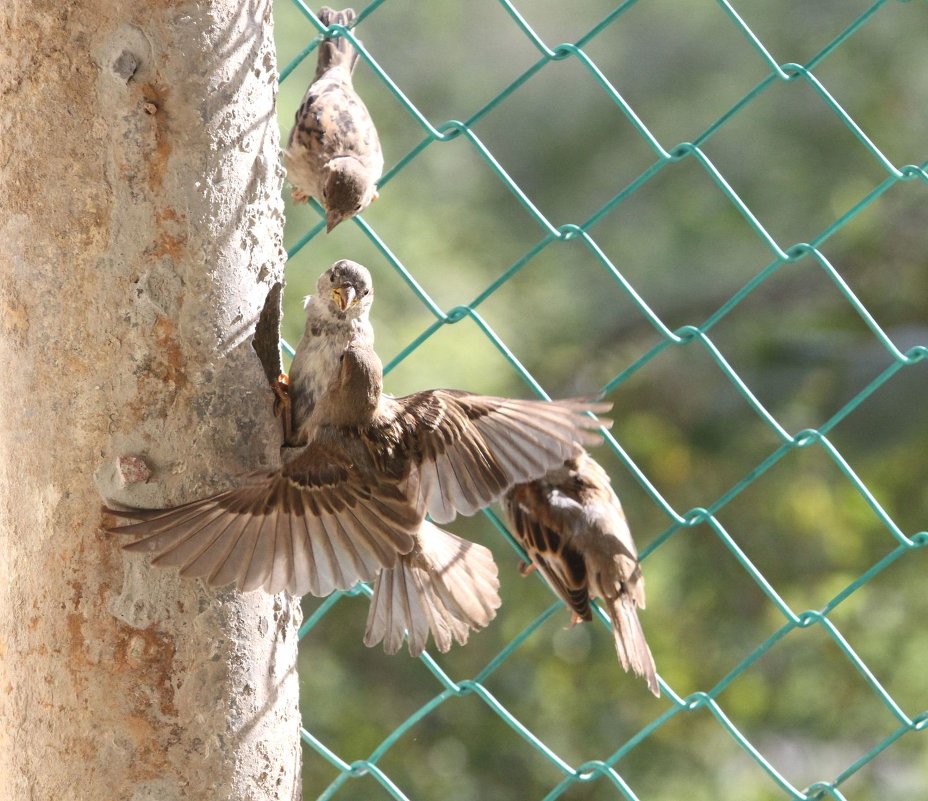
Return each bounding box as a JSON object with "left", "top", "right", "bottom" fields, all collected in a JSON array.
[{"left": 0, "top": 2, "right": 300, "bottom": 798}]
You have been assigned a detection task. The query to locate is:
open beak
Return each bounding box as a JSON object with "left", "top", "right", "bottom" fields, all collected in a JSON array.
[
  {"left": 331, "top": 284, "right": 357, "bottom": 311},
  {"left": 326, "top": 209, "right": 344, "bottom": 233}
]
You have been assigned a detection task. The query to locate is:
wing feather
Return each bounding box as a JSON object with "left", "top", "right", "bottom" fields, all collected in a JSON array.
[
  {"left": 266, "top": 510, "right": 294, "bottom": 594},
  {"left": 240, "top": 509, "right": 275, "bottom": 592},
  {"left": 386, "top": 392, "right": 610, "bottom": 523},
  {"left": 176, "top": 513, "right": 251, "bottom": 581},
  {"left": 364, "top": 522, "right": 501, "bottom": 656},
  {"left": 289, "top": 506, "right": 316, "bottom": 597},
  {"left": 103, "top": 441, "right": 419, "bottom": 597},
  {"left": 139, "top": 506, "right": 234, "bottom": 565},
  {"left": 303, "top": 500, "right": 344, "bottom": 596},
  {"left": 208, "top": 510, "right": 264, "bottom": 589}
]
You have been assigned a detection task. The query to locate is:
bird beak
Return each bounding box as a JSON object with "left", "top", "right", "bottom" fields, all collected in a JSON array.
[
  {"left": 326, "top": 210, "right": 344, "bottom": 232},
  {"left": 332, "top": 284, "right": 357, "bottom": 311}
]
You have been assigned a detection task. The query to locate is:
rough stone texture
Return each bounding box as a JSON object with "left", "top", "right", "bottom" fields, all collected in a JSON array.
[{"left": 0, "top": 2, "right": 300, "bottom": 799}]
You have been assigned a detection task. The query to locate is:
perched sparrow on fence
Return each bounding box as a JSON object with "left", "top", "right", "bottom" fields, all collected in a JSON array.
[
  {"left": 283, "top": 6, "right": 383, "bottom": 232},
  {"left": 503, "top": 450, "right": 659, "bottom": 696},
  {"left": 283, "top": 259, "right": 374, "bottom": 446},
  {"left": 105, "top": 286, "right": 611, "bottom": 656}
]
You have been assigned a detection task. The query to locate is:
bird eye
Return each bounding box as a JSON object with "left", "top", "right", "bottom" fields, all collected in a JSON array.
[
  {"left": 329, "top": 273, "right": 335, "bottom": 283},
  {"left": 362, "top": 289, "right": 370, "bottom": 297}
]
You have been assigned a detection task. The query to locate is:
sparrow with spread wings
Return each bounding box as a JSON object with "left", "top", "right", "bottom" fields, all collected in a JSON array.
[
  {"left": 104, "top": 263, "right": 612, "bottom": 656},
  {"left": 283, "top": 7, "right": 383, "bottom": 232}
]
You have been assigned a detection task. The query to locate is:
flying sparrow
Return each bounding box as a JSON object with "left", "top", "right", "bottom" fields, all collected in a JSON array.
[
  {"left": 503, "top": 450, "right": 659, "bottom": 696},
  {"left": 280, "top": 261, "right": 501, "bottom": 654},
  {"left": 283, "top": 7, "right": 383, "bottom": 232},
  {"left": 280, "top": 262, "right": 592, "bottom": 654}
]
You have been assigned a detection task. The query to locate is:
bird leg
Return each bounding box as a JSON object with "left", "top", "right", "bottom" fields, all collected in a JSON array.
[
  {"left": 291, "top": 188, "right": 309, "bottom": 204},
  {"left": 272, "top": 373, "right": 292, "bottom": 444},
  {"left": 570, "top": 612, "right": 584, "bottom": 625},
  {"left": 518, "top": 560, "right": 537, "bottom": 577}
]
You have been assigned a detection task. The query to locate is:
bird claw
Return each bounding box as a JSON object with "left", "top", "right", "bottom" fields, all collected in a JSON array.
[
  {"left": 570, "top": 612, "right": 583, "bottom": 626},
  {"left": 291, "top": 189, "right": 309, "bottom": 204},
  {"left": 518, "top": 560, "right": 537, "bottom": 577},
  {"left": 273, "top": 373, "right": 290, "bottom": 413},
  {"left": 273, "top": 374, "right": 293, "bottom": 443}
]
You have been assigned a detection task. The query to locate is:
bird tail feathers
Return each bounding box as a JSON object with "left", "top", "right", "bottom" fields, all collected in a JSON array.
[
  {"left": 605, "top": 596, "right": 660, "bottom": 697},
  {"left": 316, "top": 7, "right": 359, "bottom": 76},
  {"left": 364, "top": 522, "right": 501, "bottom": 656}
]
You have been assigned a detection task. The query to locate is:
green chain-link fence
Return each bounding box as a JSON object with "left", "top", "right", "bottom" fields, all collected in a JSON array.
[{"left": 272, "top": 2, "right": 928, "bottom": 799}]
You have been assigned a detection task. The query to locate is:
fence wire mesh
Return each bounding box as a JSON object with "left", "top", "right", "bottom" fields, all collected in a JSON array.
[{"left": 272, "top": 2, "right": 928, "bottom": 799}]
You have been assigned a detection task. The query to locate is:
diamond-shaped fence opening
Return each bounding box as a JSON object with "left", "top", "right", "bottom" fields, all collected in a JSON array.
[{"left": 272, "top": 1, "right": 928, "bottom": 799}]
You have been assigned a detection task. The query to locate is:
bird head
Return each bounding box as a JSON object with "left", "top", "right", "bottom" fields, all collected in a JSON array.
[
  {"left": 313, "top": 259, "right": 374, "bottom": 320},
  {"left": 322, "top": 157, "right": 377, "bottom": 231}
]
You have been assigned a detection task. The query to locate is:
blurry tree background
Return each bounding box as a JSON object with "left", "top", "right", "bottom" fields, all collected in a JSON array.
[{"left": 271, "top": 2, "right": 927, "bottom": 799}]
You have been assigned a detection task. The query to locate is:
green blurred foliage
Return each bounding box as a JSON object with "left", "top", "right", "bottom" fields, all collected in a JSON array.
[{"left": 271, "top": 1, "right": 928, "bottom": 799}]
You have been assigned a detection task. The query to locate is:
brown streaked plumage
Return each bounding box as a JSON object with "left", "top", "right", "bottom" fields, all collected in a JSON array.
[
  {"left": 503, "top": 449, "right": 659, "bottom": 696},
  {"left": 286, "top": 264, "right": 607, "bottom": 653},
  {"left": 283, "top": 7, "right": 383, "bottom": 231},
  {"left": 105, "top": 337, "right": 613, "bottom": 622}
]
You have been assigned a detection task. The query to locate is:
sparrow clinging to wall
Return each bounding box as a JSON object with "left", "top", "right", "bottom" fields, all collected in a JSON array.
[
  {"left": 106, "top": 344, "right": 422, "bottom": 599},
  {"left": 283, "top": 7, "right": 384, "bottom": 232},
  {"left": 504, "top": 450, "right": 659, "bottom": 696},
  {"left": 280, "top": 264, "right": 502, "bottom": 655},
  {"left": 105, "top": 268, "right": 612, "bottom": 654}
]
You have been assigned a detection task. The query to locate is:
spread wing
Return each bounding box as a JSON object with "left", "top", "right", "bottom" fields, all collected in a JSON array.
[
  {"left": 103, "top": 441, "right": 418, "bottom": 598},
  {"left": 503, "top": 479, "right": 594, "bottom": 620},
  {"left": 381, "top": 392, "right": 612, "bottom": 524}
]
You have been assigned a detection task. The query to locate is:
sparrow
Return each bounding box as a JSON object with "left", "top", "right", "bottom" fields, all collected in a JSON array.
[
  {"left": 283, "top": 7, "right": 384, "bottom": 232},
  {"left": 503, "top": 449, "right": 659, "bottom": 696},
  {"left": 283, "top": 259, "right": 374, "bottom": 447},
  {"left": 277, "top": 262, "right": 501, "bottom": 654},
  {"left": 105, "top": 340, "right": 612, "bottom": 615}
]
